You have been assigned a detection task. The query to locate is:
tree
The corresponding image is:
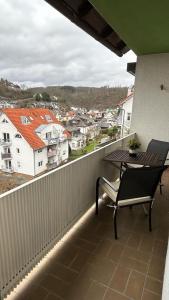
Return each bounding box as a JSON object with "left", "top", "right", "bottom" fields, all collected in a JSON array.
[
  {"left": 42, "top": 92, "right": 51, "bottom": 102},
  {"left": 35, "top": 93, "right": 41, "bottom": 102},
  {"left": 108, "top": 126, "right": 119, "bottom": 138}
]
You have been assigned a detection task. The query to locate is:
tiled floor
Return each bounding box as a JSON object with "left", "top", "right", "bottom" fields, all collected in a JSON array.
[{"left": 8, "top": 171, "right": 169, "bottom": 300}]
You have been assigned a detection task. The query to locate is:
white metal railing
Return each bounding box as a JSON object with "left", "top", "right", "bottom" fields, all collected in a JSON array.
[
  {"left": 0, "top": 139, "right": 12, "bottom": 146},
  {"left": 0, "top": 133, "right": 135, "bottom": 299},
  {"left": 47, "top": 150, "right": 57, "bottom": 157},
  {"left": 1, "top": 166, "right": 14, "bottom": 173}
]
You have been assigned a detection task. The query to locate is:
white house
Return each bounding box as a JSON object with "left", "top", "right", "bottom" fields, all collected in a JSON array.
[
  {"left": 67, "top": 127, "right": 86, "bottom": 151},
  {"left": 0, "top": 108, "right": 69, "bottom": 176},
  {"left": 118, "top": 88, "right": 134, "bottom": 134}
]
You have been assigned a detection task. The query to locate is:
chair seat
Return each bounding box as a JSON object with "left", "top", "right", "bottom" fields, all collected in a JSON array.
[{"left": 101, "top": 179, "right": 152, "bottom": 206}]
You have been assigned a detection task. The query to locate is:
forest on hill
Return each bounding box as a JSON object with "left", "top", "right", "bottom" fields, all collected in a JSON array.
[
  {"left": 0, "top": 78, "right": 128, "bottom": 109},
  {"left": 28, "top": 85, "right": 128, "bottom": 109}
]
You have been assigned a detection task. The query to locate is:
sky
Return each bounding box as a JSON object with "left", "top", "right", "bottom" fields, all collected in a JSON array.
[{"left": 0, "top": 0, "right": 136, "bottom": 88}]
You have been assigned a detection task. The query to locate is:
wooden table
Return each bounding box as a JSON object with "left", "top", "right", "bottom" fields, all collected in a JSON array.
[{"left": 104, "top": 149, "right": 162, "bottom": 167}]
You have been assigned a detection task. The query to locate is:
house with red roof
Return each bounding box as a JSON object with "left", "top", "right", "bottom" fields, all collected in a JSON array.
[{"left": 0, "top": 108, "right": 69, "bottom": 176}]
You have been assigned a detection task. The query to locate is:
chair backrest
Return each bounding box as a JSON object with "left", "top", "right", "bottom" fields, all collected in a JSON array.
[
  {"left": 146, "top": 139, "right": 169, "bottom": 165},
  {"left": 117, "top": 166, "right": 165, "bottom": 203}
]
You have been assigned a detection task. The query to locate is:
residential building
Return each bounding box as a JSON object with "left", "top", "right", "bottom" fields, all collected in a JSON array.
[
  {"left": 67, "top": 127, "right": 86, "bottom": 150},
  {"left": 118, "top": 87, "right": 134, "bottom": 130},
  {"left": 0, "top": 108, "right": 69, "bottom": 176}
]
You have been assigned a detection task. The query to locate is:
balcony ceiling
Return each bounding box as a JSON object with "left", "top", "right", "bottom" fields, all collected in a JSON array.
[
  {"left": 89, "top": 0, "right": 169, "bottom": 55},
  {"left": 45, "top": 0, "right": 130, "bottom": 57}
]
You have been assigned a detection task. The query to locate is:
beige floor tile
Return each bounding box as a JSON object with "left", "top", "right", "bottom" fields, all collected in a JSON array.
[
  {"left": 84, "top": 281, "right": 106, "bottom": 300},
  {"left": 69, "top": 249, "right": 90, "bottom": 272},
  {"left": 145, "top": 276, "right": 162, "bottom": 295},
  {"left": 119, "top": 255, "right": 148, "bottom": 274},
  {"left": 104, "top": 289, "right": 130, "bottom": 300},
  {"left": 108, "top": 242, "right": 125, "bottom": 262},
  {"left": 148, "top": 256, "right": 165, "bottom": 280},
  {"left": 40, "top": 274, "right": 70, "bottom": 299},
  {"left": 46, "top": 263, "right": 78, "bottom": 284},
  {"left": 122, "top": 246, "right": 151, "bottom": 264},
  {"left": 142, "top": 290, "right": 161, "bottom": 300},
  {"left": 109, "top": 265, "right": 131, "bottom": 292},
  {"left": 45, "top": 293, "right": 62, "bottom": 300},
  {"left": 125, "top": 270, "right": 145, "bottom": 299},
  {"left": 82, "top": 258, "right": 116, "bottom": 285}
]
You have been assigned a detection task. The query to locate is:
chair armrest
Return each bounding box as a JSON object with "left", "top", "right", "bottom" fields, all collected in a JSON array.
[{"left": 98, "top": 177, "right": 118, "bottom": 192}]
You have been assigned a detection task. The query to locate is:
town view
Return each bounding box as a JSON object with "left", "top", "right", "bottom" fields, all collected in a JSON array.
[{"left": 0, "top": 79, "right": 134, "bottom": 194}]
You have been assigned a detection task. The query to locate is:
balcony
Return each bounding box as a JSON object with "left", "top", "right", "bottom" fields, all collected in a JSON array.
[
  {"left": 47, "top": 150, "right": 57, "bottom": 157},
  {"left": 46, "top": 138, "right": 59, "bottom": 145},
  {"left": 1, "top": 153, "right": 12, "bottom": 160},
  {"left": 46, "top": 161, "right": 58, "bottom": 170},
  {"left": 0, "top": 139, "right": 11, "bottom": 146},
  {"left": 0, "top": 133, "right": 168, "bottom": 300},
  {"left": 1, "top": 166, "right": 14, "bottom": 173}
]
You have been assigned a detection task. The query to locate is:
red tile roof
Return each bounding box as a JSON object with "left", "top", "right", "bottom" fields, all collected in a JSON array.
[
  {"left": 118, "top": 92, "right": 134, "bottom": 106},
  {"left": 2, "top": 108, "right": 67, "bottom": 150}
]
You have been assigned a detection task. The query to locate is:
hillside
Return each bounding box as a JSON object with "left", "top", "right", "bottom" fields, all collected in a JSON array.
[
  {"left": 28, "top": 85, "right": 128, "bottom": 109},
  {"left": 0, "top": 78, "right": 32, "bottom": 99},
  {"left": 0, "top": 78, "right": 128, "bottom": 109}
]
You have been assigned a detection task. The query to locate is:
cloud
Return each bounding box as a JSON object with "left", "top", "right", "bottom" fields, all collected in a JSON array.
[{"left": 0, "top": 0, "right": 136, "bottom": 87}]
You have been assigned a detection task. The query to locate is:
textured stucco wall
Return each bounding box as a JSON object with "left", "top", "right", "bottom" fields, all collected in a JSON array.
[{"left": 131, "top": 53, "right": 169, "bottom": 150}]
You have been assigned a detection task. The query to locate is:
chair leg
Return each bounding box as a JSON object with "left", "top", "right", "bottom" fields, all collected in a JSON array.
[
  {"left": 159, "top": 179, "right": 164, "bottom": 195},
  {"left": 96, "top": 178, "right": 100, "bottom": 215},
  {"left": 149, "top": 201, "right": 153, "bottom": 232},
  {"left": 113, "top": 206, "right": 118, "bottom": 239}
]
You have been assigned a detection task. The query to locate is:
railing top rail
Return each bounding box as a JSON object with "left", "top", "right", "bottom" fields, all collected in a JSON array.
[{"left": 0, "top": 132, "right": 135, "bottom": 199}]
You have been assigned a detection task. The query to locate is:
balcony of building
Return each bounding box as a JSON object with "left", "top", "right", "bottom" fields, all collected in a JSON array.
[
  {"left": 0, "top": 139, "right": 12, "bottom": 146},
  {"left": 47, "top": 150, "right": 57, "bottom": 158},
  {"left": 1, "top": 153, "right": 12, "bottom": 160}
]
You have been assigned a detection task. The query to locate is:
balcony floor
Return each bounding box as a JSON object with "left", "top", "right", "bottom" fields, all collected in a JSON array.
[{"left": 9, "top": 171, "right": 169, "bottom": 300}]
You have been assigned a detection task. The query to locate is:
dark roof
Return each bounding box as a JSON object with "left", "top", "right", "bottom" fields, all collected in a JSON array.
[{"left": 45, "top": 0, "right": 129, "bottom": 57}]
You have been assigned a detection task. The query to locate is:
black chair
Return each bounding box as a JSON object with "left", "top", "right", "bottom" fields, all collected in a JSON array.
[
  {"left": 147, "top": 139, "right": 169, "bottom": 165},
  {"left": 96, "top": 166, "right": 165, "bottom": 239},
  {"left": 124, "top": 139, "right": 169, "bottom": 194}
]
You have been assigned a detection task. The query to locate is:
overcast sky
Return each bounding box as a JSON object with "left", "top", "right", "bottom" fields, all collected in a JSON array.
[{"left": 0, "top": 0, "right": 136, "bottom": 88}]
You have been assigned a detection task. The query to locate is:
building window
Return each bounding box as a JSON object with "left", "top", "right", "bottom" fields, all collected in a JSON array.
[
  {"left": 46, "top": 132, "right": 52, "bottom": 140},
  {"left": 15, "top": 133, "right": 22, "bottom": 138},
  {"left": 38, "top": 161, "right": 43, "bottom": 167},
  {"left": 127, "top": 113, "right": 131, "bottom": 121},
  {"left": 20, "top": 116, "right": 31, "bottom": 124},
  {"left": 38, "top": 149, "right": 42, "bottom": 153},
  {"left": 16, "top": 148, "right": 20, "bottom": 153},
  {"left": 45, "top": 115, "right": 52, "bottom": 122},
  {"left": 17, "top": 161, "right": 21, "bottom": 168},
  {"left": 2, "top": 119, "right": 8, "bottom": 123}
]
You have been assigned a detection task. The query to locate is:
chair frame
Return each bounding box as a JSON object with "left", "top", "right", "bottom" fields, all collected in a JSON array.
[{"left": 96, "top": 166, "right": 165, "bottom": 239}]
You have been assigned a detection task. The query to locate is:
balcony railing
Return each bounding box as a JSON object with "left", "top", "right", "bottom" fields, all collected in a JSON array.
[
  {"left": 1, "top": 166, "right": 14, "bottom": 173},
  {"left": 1, "top": 153, "right": 12, "bottom": 159},
  {"left": 0, "top": 139, "right": 11, "bottom": 146},
  {"left": 46, "top": 138, "right": 59, "bottom": 145},
  {"left": 47, "top": 150, "right": 57, "bottom": 157},
  {"left": 46, "top": 162, "right": 58, "bottom": 169},
  {"left": 0, "top": 133, "right": 135, "bottom": 299}
]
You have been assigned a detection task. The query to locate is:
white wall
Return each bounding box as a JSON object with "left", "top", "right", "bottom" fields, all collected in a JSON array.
[
  {"left": 122, "top": 96, "right": 133, "bottom": 128},
  {"left": 34, "top": 148, "right": 48, "bottom": 175},
  {"left": 131, "top": 53, "right": 169, "bottom": 150}
]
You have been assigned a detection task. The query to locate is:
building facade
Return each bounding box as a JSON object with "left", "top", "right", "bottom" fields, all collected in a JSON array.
[{"left": 0, "top": 108, "right": 69, "bottom": 176}]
